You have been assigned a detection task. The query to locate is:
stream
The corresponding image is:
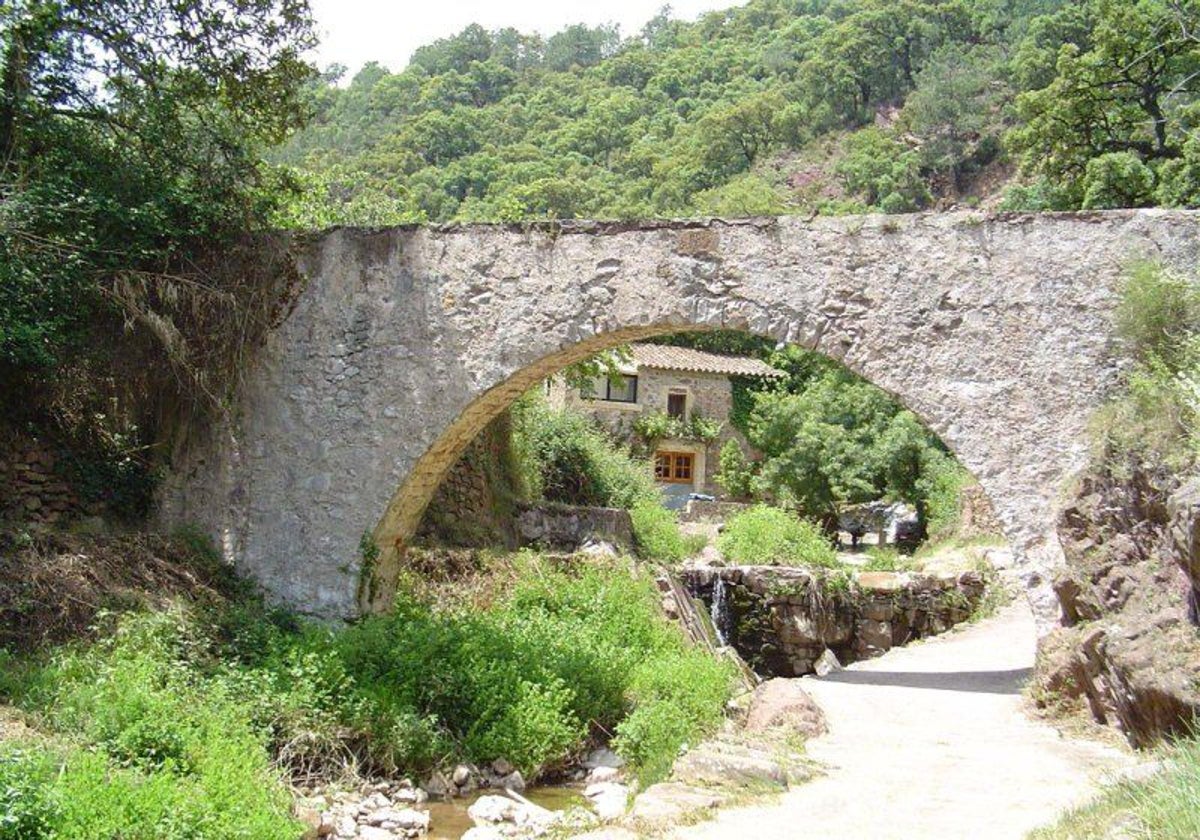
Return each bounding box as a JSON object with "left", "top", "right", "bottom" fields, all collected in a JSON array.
[{"left": 424, "top": 785, "right": 585, "bottom": 839}]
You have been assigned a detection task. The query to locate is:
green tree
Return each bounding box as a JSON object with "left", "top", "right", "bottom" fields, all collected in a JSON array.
[
  {"left": 902, "top": 44, "right": 1010, "bottom": 188},
  {"left": 1008, "top": 0, "right": 1200, "bottom": 206},
  {"left": 0, "top": 0, "right": 315, "bottom": 371}
]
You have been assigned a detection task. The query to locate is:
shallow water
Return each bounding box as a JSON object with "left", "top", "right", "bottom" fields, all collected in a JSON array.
[{"left": 424, "top": 785, "right": 585, "bottom": 839}]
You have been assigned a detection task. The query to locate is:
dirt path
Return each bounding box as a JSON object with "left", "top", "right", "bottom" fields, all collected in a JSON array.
[{"left": 675, "top": 601, "right": 1134, "bottom": 840}]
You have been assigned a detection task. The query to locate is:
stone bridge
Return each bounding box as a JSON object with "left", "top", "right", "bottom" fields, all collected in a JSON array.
[{"left": 161, "top": 210, "right": 1200, "bottom": 620}]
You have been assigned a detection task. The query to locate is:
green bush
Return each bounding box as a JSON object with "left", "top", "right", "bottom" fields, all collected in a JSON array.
[
  {"left": 512, "top": 394, "right": 658, "bottom": 509},
  {"left": 715, "top": 438, "right": 755, "bottom": 499},
  {"left": 1, "top": 551, "right": 734, "bottom": 809},
  {"left": 1094, "top": 263, "right": 1200, "bottom": 466},
  {"left": 631, "top": 501, "right": 687, "bottom": 563},
  {"left": 1, "top": 609, "right": 299, "bottom": 840},
  {"left": 718, "top": 505, "right": 837, "bottom": 567}
]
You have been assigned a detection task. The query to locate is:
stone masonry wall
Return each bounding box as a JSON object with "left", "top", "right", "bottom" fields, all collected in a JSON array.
[
  {"left": 553, "top": 367, "right": 753, "bottom": 495},
  {"left": 156, "top": 210, "right": 1200, "bottom": 618},
  {"left": 0, "top": 430, "right": 100, "bottom": 525},
  {"left": 416, "top": 413, "right": 519, "bottom": 548},
  {"left": 683, "top": 565, "right": 986, "bottom": 677}
]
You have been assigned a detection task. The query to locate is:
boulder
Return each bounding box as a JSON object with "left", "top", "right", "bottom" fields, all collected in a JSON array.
[
  {"left": 672, "top": 743, "right": 788, "bottom": 790},
  {"left": 744, "top": 678, "right": 828, "bottom": 738},
  {"left": 629, "top": 783, "right": 724, "bottom": 824},
  {"left": 461, "top": 829, "right": 507, "bottom": 840},
  {"left": 497, "top": 770, "right": 526, "bottom": 792},
  {"left": 814, "top": 648, "right": 843, "bottom": 676},
  {"left": 584, "top": 781, "right": 629, "bottom": 821},
  {"left": 422, "top": 770, "right": 451, "bottom": 798}
]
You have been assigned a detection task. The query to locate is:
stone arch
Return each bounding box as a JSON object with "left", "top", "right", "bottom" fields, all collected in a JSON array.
[
  {"left": 371, "top": 321, "right": 1000, "bottom": 615},
  {"left": 158, "top": 211, "right": 1200, "bottom": 619}
]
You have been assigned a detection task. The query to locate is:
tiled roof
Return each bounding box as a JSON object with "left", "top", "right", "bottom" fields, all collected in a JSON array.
[{"left": 628, "top": 343, "right": 785, "bottom": 378}]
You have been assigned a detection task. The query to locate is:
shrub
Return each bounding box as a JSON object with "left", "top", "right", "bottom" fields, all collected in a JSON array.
[
  {"left": 612, "top": 644, "right": 734, "bottom": 785},
  {"left": 919, "top": 455, "right": 971, "bottom": 540},
  {"left": 512, "top": 394, "right": 658, "bottom": 509},
  {"left": 715, "top": 438, "right": 755, "bottom": 498},
  {"left": 631, "top": 501, "right": 687, "bottom": 563},
  {"left": 718, "top": 505, "right": 836, "bottom": 567},
  {"left": 1093, "top": 263, "right": 1200, "bottom": 466},
  {"left": 2, "top": 553, "right": 735, "bottom": 797}
]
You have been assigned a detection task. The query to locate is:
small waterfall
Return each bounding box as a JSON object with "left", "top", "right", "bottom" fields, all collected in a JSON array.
[{"left": 711, "top": 575, "right": 732, "bottom": 647}]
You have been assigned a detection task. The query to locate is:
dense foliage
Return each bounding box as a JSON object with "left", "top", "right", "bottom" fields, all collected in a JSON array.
[
  {"left": 717, "top": 504, "right": 837, "bottom": 566},
  {"left": 277, "top": 0, "right": 1200, "bottom": 227},
  {"left": 0, "top": 0, "right": 315, "bottom": 374},
  {"left": 511, "top": 393, "right": 658, "bottom": 509},
  {"left": 0, "top": 552, "right": 733, "bottom": 838},
  {"left": 699, "top": 343, "right": 954, "bottom": 529}
]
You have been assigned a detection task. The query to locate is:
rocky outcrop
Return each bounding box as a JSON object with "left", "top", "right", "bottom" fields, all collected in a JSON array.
[
  {"left": 1034, "top": 466, "right": 1200, "bottom": 747},
  {"left": 683, "top": 565, "right": 986, "bottom": 677},
  {"left": 1167, "top": 478, "right": 1200, "bottom": 625}
]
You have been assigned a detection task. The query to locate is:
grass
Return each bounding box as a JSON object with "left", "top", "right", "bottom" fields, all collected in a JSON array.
[{"left": 1030, "top": 732, "right": 1200, "bottom": 839}]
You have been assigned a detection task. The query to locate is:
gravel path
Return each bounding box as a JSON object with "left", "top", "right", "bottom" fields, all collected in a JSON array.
[{"left": 675, "top": 601, "right": 1134, "bottom": 840}]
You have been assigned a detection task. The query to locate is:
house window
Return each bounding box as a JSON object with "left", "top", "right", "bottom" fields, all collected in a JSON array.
[
  {"left": 654, "top": 451, "right": 695, "bottom": 483},
  {"left": 667, "top": 391, "right": 688, "bottom": 419},
  {"left": 584, "top": 374, "right": 638, "bottom": 403}
]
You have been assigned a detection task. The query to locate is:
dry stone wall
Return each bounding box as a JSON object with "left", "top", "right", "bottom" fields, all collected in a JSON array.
[
  {"left": 0, "top": 431, "right": 100, "bottom": 525},
  {"left": 683, "top": 565, "right": 987, "bottom": 677},
  {"left": 157, "top": 210, "right": 1200, "bottom": 618}
]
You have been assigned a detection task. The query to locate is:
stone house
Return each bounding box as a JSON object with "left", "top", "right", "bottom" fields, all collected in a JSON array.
[{"left": 548, "top": 344, "right": 784, "bottom": 506}]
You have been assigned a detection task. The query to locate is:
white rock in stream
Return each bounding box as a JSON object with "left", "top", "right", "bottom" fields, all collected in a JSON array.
[
  {"left": 461, "top": 828, "right": 507, "bottom": 840},
  {"left": 367, "top": 808, "right": 430, "bottom": 831},
  {"left": 468, "top": 794, "right": 558, "bottom": 833},
  {"left": 584, "top": 782, "right": 629, "bottom": 822}
]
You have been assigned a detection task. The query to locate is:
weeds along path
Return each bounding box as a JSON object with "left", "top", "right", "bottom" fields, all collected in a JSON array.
[{"left": 675, "top": 601, "right": 1134, "bottom": 840}]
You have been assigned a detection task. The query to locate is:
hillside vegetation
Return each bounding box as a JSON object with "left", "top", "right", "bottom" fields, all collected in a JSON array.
[{"left": 276, "top": 0, "right": 1200, "bottom": 226}]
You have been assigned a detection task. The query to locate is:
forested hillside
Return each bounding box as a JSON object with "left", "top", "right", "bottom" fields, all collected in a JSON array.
[{"left": 276, "top": 0, "right": 1200, "bottom": 226}]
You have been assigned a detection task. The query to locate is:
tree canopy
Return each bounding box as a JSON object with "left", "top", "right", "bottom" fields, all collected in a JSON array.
[
  {"left": 0, "top": 0, "right": 316, "bottom": 372},
  {"left": 276, "top": 0, "right": 1200, "bottom": 227}
]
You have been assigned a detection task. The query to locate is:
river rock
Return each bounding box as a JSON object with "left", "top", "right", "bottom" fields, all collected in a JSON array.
[
  {"left": 452, "top": 764, "right": 474, "bottom": 787},
  {"left": 422, "top": 770, "right": 451, "bottom": 798},
  {"left": 497, "top": 770, "right": 526, "bottom": 792},
  {"left": 461, "top": 828, "right": 507, "bottom": 840},
  {"left": 583, "top": 748, "right": 624, "bottom": 770},
  {"left": 491, "top": 758, "right": 515, "bottom": 776},
  {"left": 584, "top": 781, "right": 629, "bottom": 821},
  {"left": 360, "top": 792, "right": 391, "bottom": 811},
  {"left": 744, "top": 678, "right": 828, "bottom": 737},
  {"left": 367, "top": 807, "right": 430, "bottom": 831},
  {"left": 392, "top": 787, "right": 428, "bottom": 805},
  {"left": 586, "top": 765, "right": 621, "bottom": 784},
  {"left": 469, "top": 795, "right": 521, "bottom": 825}
]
